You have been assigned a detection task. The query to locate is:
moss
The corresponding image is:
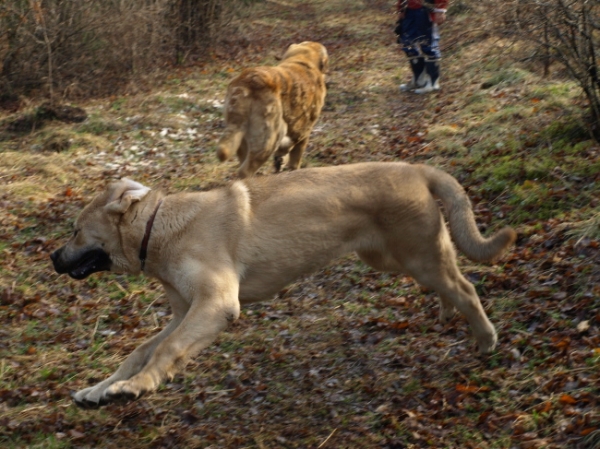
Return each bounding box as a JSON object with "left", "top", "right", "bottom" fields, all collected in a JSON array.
[
  {"left": 480, "top": 67, "right": 530, "bottom": 88},
  {"left": 76, "top": 115, "right": 122, "bottom": 135},
  {"left": 541, "top": 117, "right": 589, "bottom": 144}
]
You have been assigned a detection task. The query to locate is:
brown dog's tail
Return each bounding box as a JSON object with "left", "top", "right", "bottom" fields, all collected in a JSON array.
[
  {"left": 217, "top": 85, "right": 252, "bottom": 162},
  {"left": 419, "top": 164, "right": 517, "bottom": 263}
]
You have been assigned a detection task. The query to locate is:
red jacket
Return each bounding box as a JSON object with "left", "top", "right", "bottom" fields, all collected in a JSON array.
[{"left": 397, "top": 0, "right": 448, "bottom": 11}]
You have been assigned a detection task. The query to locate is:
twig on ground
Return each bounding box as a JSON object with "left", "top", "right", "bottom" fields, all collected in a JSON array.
[{"left": 317, "top": 428, "right": 337, "bottom": 448}]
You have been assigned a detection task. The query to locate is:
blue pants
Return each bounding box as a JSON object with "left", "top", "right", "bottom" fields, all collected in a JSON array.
[{"left": 399, "top": 7, "right": 441, "bottom": 61}]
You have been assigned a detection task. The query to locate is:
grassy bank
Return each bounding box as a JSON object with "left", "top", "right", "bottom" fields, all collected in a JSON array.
[{"left": 1, "top": 0, "right": 598, "bottom": 447}]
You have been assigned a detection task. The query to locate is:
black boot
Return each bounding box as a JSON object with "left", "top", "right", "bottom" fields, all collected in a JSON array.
[
  {"left": 399, "top": 57, "right": 426, "bottom": 92},
  {"left": 415, "top": 60, "right": 440, "bottom": 94}
]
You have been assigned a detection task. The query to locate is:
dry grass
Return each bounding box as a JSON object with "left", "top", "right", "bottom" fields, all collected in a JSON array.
[{"left": 0, "top": 0, "right": 598, "bottom": 448}]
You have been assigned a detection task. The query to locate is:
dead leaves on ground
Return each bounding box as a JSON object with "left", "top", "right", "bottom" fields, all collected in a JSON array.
[{"left": 1, "top": 1, "right": 599, "bottom": 448}]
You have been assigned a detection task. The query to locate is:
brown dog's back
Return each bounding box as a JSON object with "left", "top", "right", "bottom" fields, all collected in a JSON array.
[{"left": 217, "top": 42, "right": 328, "bottom": 178}]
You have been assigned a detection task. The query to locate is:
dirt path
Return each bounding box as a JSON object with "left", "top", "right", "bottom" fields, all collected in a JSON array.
[{"left": 0, "top": 1, "right": 598, "bottom": 448}]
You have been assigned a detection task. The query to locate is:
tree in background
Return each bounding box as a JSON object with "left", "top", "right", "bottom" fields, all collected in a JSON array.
[
  {"left": 513, "top": 0, "right": 600, "bottom": 140},
  {"left": 0, "top": 0, "right": 256, "bottom": 100}
]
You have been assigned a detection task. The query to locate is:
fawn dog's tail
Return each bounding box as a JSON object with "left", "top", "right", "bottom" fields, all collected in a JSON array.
[{"left": 419, "top": 164, "right": 517, "bottom": 262}]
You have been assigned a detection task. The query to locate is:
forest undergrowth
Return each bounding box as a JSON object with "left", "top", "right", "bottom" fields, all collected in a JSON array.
[{"left": 0, "top": 1, "right": 598, "bottom": 448}]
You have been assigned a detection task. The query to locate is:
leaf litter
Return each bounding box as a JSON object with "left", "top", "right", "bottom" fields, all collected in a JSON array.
[{"left": 0, "top": 0, "right": 598, "bottom": 448}]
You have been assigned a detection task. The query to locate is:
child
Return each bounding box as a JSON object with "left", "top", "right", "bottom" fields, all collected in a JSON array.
[{"left": 396, "top": 0, "right": 448, "bottom": 93}]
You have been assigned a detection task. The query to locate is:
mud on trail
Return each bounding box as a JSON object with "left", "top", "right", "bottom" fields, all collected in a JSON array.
[{"left": 1, "top": 0, "right": 598, "bottom": 448}]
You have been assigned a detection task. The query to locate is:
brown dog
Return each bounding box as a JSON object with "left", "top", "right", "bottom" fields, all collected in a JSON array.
[
  {"left": 51, "top": 162, "right": 516, "bottom": 408},
  {"left": 217, "top": 41, "right": 328, "bottom": 178}
]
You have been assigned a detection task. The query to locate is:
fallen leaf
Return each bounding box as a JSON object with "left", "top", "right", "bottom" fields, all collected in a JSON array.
[
  {"left": 536, "top": 401, "right": 552, "bottom": 413},
  {"left": 68, "top": 429, "right": 85, "bottom": 439},
  {"left": 576, "top": 320, "right": 589, "bottom": 333},
  {"left": 559, "top": 394, "right": 577, "bottom": 405}
]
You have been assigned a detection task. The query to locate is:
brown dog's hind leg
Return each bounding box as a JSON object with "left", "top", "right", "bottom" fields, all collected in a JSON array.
[
  {"left": 236, "top": 140, "right": 248, "bottom": 167},
  {"left": 238, "top": 151, "right": 271, "bottom": 178},
  {"left": 286, "top": 138, "right": 309, "bottom": 171},
  {"left": 237, "top": 124, "right": 282, "bottom": 178}
]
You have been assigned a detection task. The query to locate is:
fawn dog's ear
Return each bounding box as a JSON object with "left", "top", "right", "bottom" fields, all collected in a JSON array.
[{"left": 104, "top": 178, "right": 151, "bottom": 214}]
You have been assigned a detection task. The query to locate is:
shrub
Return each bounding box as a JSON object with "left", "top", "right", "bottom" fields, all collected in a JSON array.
[{"left": 0, "top": 0, "right": 256, "bottom": 99}]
